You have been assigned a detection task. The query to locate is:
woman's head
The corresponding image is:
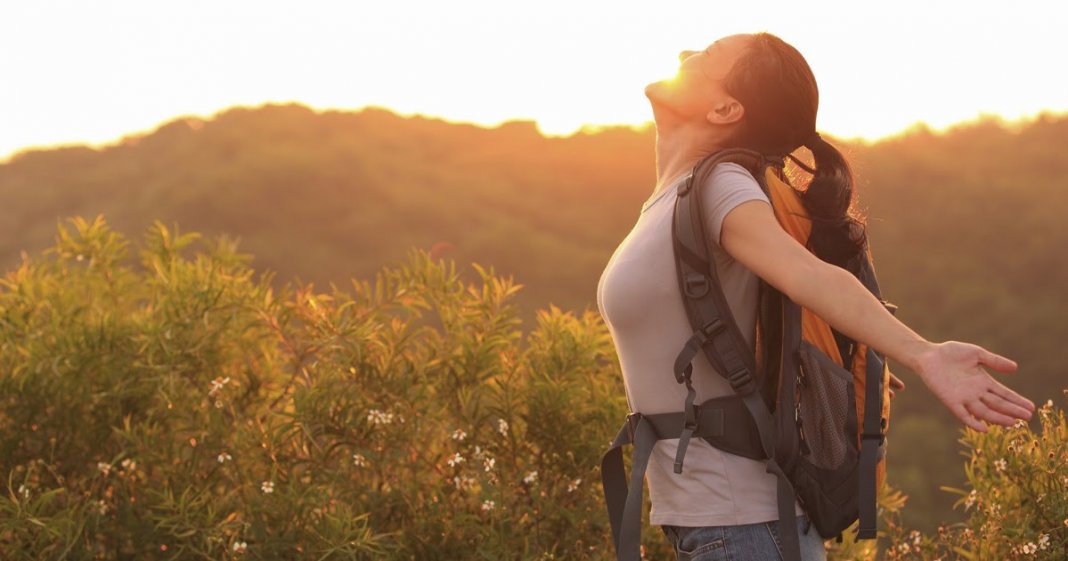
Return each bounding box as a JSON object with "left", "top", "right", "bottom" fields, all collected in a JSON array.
[
  {"left": 648, "top": 32, "right": 865, "bottom": 264},
  {"left": 722, "top": 33, "right": 818, "bottom": 156}
]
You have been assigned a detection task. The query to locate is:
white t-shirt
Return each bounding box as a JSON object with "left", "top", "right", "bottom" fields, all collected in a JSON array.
[{"left": 597, "top": 162, "right": 805, "bottom": 526}]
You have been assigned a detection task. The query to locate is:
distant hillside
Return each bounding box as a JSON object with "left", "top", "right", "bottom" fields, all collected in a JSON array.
[{"left": 2, "top": 103, "right": 1067, "bottom": 531}]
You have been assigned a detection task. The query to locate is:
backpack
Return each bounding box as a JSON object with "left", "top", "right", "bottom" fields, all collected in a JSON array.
[{"left": 600, "top": 148, "right": 895, "bottom": 561}]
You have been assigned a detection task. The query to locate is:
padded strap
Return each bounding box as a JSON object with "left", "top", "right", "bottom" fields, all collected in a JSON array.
[
  {"left": 740, "top": 390, "right": 803, "bottom": 561},
  {"left": 601, "top": 408, "right": 733, "bottom": 561},
  {"left": 857, "top": 347, "right": 886, "bottom": 539}
]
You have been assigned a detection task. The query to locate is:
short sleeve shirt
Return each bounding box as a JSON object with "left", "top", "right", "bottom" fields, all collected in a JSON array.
[{"left": 596, "top": 162, "right": 805, "bottom": 526}]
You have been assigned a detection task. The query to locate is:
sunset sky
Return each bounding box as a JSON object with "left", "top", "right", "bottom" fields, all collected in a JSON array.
[{"left": 1, "top": 0, "right": 1066, "bottom": 162}]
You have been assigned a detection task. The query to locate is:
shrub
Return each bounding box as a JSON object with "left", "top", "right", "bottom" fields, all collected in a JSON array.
[
  {"left": 0, "top": 215, "right": 630, "bottom": 559},
  {"left": 883, "top": 394, "right": 1068, "bottom": 560}
]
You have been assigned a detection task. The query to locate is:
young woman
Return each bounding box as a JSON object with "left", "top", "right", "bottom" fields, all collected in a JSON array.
[{"left": 595, "top": 32, "right": 1036, "bottom": 560}]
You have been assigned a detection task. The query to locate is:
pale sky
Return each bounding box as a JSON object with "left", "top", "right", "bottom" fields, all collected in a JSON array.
[{"left": 1, "top": 0, "right": 1066, "bottom": 162}]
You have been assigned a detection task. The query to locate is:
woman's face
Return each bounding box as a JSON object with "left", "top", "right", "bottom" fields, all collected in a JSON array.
[{"left": 645, "top": 34, "right": 749, "bottom": 124}]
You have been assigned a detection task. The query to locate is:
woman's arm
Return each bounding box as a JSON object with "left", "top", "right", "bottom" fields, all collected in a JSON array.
[{"left": 719, "top": 200, "right": 1036, "bottom": 431}]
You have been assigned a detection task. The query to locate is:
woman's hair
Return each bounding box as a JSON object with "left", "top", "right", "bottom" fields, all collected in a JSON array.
[{"left": 724, "top": 32, "right": 866, "bottom": 267}]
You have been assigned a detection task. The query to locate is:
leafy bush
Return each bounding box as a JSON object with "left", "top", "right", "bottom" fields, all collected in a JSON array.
[
  {"left": 882, "top": 394, "right": 1068, "bottom": 560},
  {"left": 3, "top": 215, "right": 1060, "bottom": 560},
  {"left": 0, "top": 215, "right": 631, "bottom": 559}
]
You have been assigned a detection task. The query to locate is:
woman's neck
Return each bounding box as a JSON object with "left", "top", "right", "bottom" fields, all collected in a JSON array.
[{"left": 652, "top": 122, "right": 725, "bottom": 196}]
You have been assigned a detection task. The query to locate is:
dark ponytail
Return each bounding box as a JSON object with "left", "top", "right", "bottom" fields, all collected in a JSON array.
[
  {"left": 801, "top": 132, "right": 866, "bottom": 267},
  {"left": 724, "top": 33, "right": 866, "bottom": 266}
]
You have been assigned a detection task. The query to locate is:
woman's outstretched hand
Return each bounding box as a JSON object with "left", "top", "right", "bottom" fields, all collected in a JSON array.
[{"left": 913, "top": 341, "right": 1035, "bottom": 432}]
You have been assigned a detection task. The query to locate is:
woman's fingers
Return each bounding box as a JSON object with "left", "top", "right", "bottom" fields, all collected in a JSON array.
[
  {"left": 979, "top": 348, "right": 1018, "bottom": 373},
  {"left": 889, "top": 372, "right": 905, "bottom": 390},
  {"left": 980, "top": 391, "right": 1033, "bottom": 421},
  {"left": 987, "top": 381, "right": 1036, "bottom": 413},
  {"left": 954, "top": 403, "right": 988, "bottom": 433},
  {"left": 965, "top": 399, "right": 1017, "bottom": 428}
]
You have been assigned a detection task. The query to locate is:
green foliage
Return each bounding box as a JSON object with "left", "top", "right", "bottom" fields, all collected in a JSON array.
[
  {"left": 882, "top": 394, "right": 1068, "bottom": 560},
  {"left": 0, "top": 216, "right": 636, "bottom": 559},
  {"left": 5, "top": 216, "right": 1061, "bottom": 559}
]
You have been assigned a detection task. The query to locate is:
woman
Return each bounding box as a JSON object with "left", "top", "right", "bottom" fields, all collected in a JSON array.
[{"left": 595, "top": 32, "right": 1036, "bottom": 560}]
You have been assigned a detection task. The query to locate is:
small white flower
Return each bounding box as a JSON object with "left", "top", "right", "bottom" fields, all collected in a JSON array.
[
  {"left": 1038, "top": 533, "right": 1050, "bottom": 550},
  {"left": 452, "top": 475, "right": 476, "bottom": 490},
  {"left": 446, "top": 453, "right": 464, "bottom": 467},
  {"left": 473, "top": 445, "right": 485, "bottom": 460},
  {"left": 483, "top": 457, "right": 496, "bottom": 472},
  {"left": 451, "top": 429, "right": 467, "bottom": 441},
  {"left": 497, "top": 419, "right": 509, "bottom": 436},
  {"left": 481, "top": 499, "right": 495, "bottom": 512},
  {"left": 97, "top": 499, "right": 108, "bottom": 515},
  {"left": 352, "top": 453, "right": 367, "bottom": 468},
  {"left": 120, "top": 458, "right": 136, "bottom": 471},
  {"left": 214, "top": 400, "right": 224, "bottom": 408},
  {"left": 217, "top": 452, "right": 232, "bottom": 463},
  {"left": 994, "top": 458, "right": 1007, "bottom": 472},
  {"left": 261, "top": 480, "right": 274, "bottom": 494},
  {"left": 17, "top": 484, "right": 30, "bottom": 499},
  {"left": 1022, "top": 542, "right": 1038, "bottom": 554},
  {"left": 1013, "top": 419, "right": 1028, "bottom": 429},
  {"left": 97, "top": 462, "right": 112, "bottom": 476},
  {"left": 964, "top": 489, "right": 978, "bottom": 510},
  {"left": 567, "top": 478, "right": 583, "bottom": 493},
  {"left": 523, "top": 470, "right": 538, "bottom": 485},
  {"left": 233, "top": 540, "right": 248, "bottom": 553},
  {"left": 208, "top": 376, "right": 232, "bottom": 396},
  {"left": 367, "top": 409, "right": 394, "bottom": 426}
]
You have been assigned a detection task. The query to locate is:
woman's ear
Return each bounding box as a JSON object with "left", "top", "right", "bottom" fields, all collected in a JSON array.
[{"left": 707, "top": 99, "right": 744, "bottom": 125}]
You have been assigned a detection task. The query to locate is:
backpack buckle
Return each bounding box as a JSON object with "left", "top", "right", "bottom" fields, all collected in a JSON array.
[
  {"left": 726, "top": 363, "right": 754, "bottom": 393},
  {"left": 625, "top": 413, "right": 643, "bottom": 441},
  {"left": 683, "top": 272, "right": 710, "bottom": 298}
]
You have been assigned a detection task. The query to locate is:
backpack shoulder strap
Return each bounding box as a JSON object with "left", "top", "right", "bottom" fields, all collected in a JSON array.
[{"left": 670, "top": 148, "right": 805, "bottom": 561}]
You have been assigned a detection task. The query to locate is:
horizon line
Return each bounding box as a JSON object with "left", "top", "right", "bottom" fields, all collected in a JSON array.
[{"left": 3, "top": 101, "right": 1066, "bottom": 165}]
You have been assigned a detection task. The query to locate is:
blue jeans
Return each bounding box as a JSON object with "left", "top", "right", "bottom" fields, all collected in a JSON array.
[{"left": 660, "top": 514, "right": 827, "bottom": 561}]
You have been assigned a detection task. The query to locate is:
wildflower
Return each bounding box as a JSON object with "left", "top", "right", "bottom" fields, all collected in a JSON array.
[
  {"left": 208, "top": 376, "right": 231, "bottom": 396},
  {"left": 1038, "top": 534, "right": 1050, "bottom": 550},
  {"left": 964, "top": 489, "right": 978, "bottom": 510},
  {"left": 217, "top": 452, "right": 232, "bottom": 463},
  {"left": 120, "top": 458, "right": 136, "bottom": 471},
  {"left": 261, "top": 481, "right": 274, "bottom": 494},
  {"left": 451, "top": 429, "right": 467, "bottom": 441},
  {"left": 994, "top": 458, "right": 1007, "bottom": 472},
  {"left": 214, "top": 400, "right": 224, "bottom": 408},
  {"left": 446, "top": 453, "right": 464, "bottom": 467},
  {"left": 97, "top": 462, "right": 112, "bottom": 476},
  {"left": 523, "top": 471, "right": 538, "bottom": 485},
  {"left": 453, "top": 475, "right": 476, "bottom": 490},
  {"left": 1013, "top": 418, "right": 1027, "bottom": 429},
  {"left": 909, "top": 530, "right": 921, "bottom": 546},
  {"left": 473, "top": 445, "right": 485, "bottom": 460},
  {"left": 233, "top": 541, "right": 248, "bottom": 554},
  {"left": 483, "top": 457, "right": 496, "bottom": 472},
  {"left": 17, "top": 484, "right": 30, "bottom": 499},
  {"left": 497, "top": 419, "right": 509, "bottom": 436},
  {"left": 481, "top": 499, "right": 495, "bottom": 512},
  {"left": 366, "top": 409, "right": 394, "bottom": 426},
  {"left": 352, "top": 453, "right": 367, "bottom": 468},
  {"left": 567, "top": 478, "right": 582, "bottom": 493},
  {"left": 1022, "top": 542, "right": 1038, "bottom": 554},
  {"left": 97, "top": 499, "right": 108, "bottom": 515}
]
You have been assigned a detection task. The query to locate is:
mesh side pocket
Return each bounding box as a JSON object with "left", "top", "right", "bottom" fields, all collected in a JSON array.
[{"left": 796, "top": 340, "right": 858, "bottom": 471}]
